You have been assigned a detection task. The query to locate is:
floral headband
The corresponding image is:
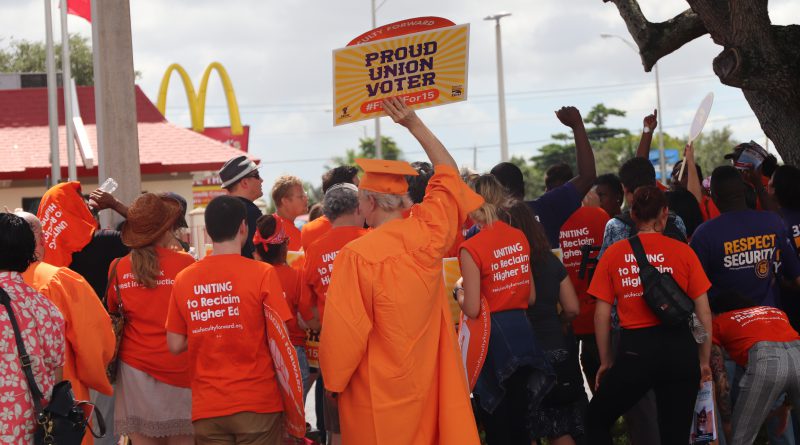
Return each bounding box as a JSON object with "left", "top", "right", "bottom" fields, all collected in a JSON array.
[{"left": 252, "top": 214, "right": 290, "bottom": 252}]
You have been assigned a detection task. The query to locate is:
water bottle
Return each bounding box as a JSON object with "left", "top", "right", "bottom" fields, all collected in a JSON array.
[{"left": 99, "top": 177, "right": 118, "bottom": 194}]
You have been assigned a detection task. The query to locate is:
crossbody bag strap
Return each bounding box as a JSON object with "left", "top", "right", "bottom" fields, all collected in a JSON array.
[
  {"left": 627, "top": 234, "right": 650, "bottom": 268},
  {"left": 0, "top": 287, "right": 45, "bottom": 415},
  {"left": 628, "top": 234, "right": 659, "bottom": 291},
  {"left": 104, "top": 257, "right": 123, "bottom": 311}
]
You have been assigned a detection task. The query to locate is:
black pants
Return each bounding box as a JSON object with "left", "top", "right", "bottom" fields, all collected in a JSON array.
[
  {"left": 477, "top": 367, "right": 533, "bottom": 445},
  {"left": 587, "top": 325, "right": 699, "bottom": 445}
]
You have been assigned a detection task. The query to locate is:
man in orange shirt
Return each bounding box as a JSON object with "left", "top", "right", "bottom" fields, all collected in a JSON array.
[
  {"left": 271, "top": 176, "right": 308, "bottom": 252},
  {"left": 319, "top": 98, "right": 484, "bottom": 445},
  {"left": 300, "top": 165, "right": 360, "bottom": 253},
  {"left": 166, "top": 196, "right": 292, "bottom": 445},
  {"left": 16, "top": 212, "right": 114, "bottom": 445}
]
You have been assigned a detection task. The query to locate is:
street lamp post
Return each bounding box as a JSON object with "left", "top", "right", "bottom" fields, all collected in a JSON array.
[
  {"left": 600, "top": 33, "right": 667, "bottom": 181},
  {"left": 485, "top": 12, "right": 511, "bottom": 162}
]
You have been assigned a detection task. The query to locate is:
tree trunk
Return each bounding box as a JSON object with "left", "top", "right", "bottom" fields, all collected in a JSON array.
[
  {"left": 743, "top": 90, "right": 800, "bottom": 166},
  {"left": 604, "top": 0, "right": 800, "bottom": 166}
]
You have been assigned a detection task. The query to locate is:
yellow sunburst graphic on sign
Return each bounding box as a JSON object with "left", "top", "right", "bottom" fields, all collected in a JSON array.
[{"left": 333, "top": 24, "right": 469, "bottom": 126}]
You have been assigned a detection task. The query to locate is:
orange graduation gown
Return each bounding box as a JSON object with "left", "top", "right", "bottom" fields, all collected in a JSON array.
[
  {"left": 23, "top": 262, "right": 115, "bottom": 445},
  {"left": 319, "top": 165, "right": 483, "bottom": 445}
]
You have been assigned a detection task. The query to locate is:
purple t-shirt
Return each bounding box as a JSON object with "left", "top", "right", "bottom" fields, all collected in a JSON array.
[
  {"left": 690, "top": 209, "right": 800, "bottom": 307},
  {"left": 527, "top": 182, "right": 582, "bottom": 248}
]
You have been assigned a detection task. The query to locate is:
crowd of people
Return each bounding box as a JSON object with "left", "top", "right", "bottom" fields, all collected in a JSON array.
[{"left": 2, "top": 96, "right": 800, "bottom": 445}]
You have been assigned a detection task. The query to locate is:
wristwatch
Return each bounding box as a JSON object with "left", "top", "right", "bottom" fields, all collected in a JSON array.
[
  {"left": 643, "top": 126, "right": 652, "bottom": 134},
  {"left": 452, "top": 286, "right": 464, "bottom": 301}
]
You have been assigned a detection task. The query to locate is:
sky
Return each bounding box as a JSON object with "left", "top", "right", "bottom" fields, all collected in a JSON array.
[{"left": 1, "top": 0, "right": 798, "bottom": 196}]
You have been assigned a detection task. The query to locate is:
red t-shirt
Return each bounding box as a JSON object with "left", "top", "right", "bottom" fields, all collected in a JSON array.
[
  {"left": 588, "top": 232, "right": 711, "bottom": 329},
  {"left": 273, "top": 264, "right": 308, "bottom": 346},
  {"left": 166, "top": 254, "right": 292, "bottom": 421},
  {"left": 559, "top": 207, "right": 610, "bottom": 335},
  {"left": 277, "top": 214, "right": 303, "bottom": 251},
  {"left": 713, "top": 306, "right": 800, "bottom": 367},
  {"left": 301, "top": 226, "right": 367, "bottom": 321},
  {"left": 108, "top": 247, "right": 194, "bottom": 387},
  {"left": 699, "top": 195, "right": 721, "bottom": 222},
  {"left": 301, "top": 216, "right": 332, "bottom": 252},
  {"left": 459, "top": 220, "right": 532, "bottom": 313}
]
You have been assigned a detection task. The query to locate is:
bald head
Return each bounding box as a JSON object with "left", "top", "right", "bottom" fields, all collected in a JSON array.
[{"left": 14, "top": 211, "right": 44, "bottom": 261}]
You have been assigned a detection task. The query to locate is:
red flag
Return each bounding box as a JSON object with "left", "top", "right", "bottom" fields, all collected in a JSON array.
[{"left": 66, "top": 0, "right": 91, "bottom": 23}]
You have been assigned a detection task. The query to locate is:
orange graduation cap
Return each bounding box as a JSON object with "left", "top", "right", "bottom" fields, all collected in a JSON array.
[{"left": 355, "top": 158, "right": 418, "bottom": 195}]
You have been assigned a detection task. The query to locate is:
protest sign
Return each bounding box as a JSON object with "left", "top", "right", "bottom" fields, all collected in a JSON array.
[
  {"left": 305, "top": 329, "right": 320, "bottom": 368},
  {"left": 458, "top": 296, "right": 490, "bottom": 391},
  {"left": 333, "top": 21, "right": 469, "bottom": 125},
  {"left": 264, "top": 303, "right": 306, "bottom": 438}
]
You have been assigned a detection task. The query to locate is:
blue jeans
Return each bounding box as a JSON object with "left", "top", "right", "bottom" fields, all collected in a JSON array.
[{"left": 295, "top": 345, "right": 313, "bottom": 401}]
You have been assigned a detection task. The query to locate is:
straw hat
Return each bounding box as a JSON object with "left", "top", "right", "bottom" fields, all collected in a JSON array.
[{"left": 121, "top": 193, "right": 183, "bottom": 248}]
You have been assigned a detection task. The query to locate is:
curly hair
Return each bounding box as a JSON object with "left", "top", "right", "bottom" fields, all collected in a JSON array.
[{"left": 271, "top": 175, "right": 304, "bottom": 207}]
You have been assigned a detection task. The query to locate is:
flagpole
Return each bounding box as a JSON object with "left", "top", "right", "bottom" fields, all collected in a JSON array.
[
  {"left": 60, "top": 0, "right": 77, "bottom": 180},
  {"left": 45, "top": 0, "right": 60, "bottom": 184}
]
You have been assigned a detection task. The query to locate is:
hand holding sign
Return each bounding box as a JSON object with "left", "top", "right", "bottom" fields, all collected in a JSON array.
[
  {"left": 383, "top": 97, "right": 419, "bottom": 128},
  {"left": 679, "top": 93, "right": 715, "bottom": 181}
]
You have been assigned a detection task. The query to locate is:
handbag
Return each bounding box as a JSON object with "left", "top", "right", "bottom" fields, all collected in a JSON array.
[
  {"left": 627, "top": 235, "right": 695, "bottom": 326},
  {"left": 0, "top": 288, "right": 106, "bottom": 445},
  {"left": 103, "top": 257, "right": 125, "bottom": 383}
]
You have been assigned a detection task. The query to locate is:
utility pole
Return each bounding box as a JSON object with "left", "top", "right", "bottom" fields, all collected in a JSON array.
[
  {"left": 44, "top": 0, "right": 60, "bottom": 185},
  {"left": 92, "top": 0, "right": 141, "bottom": 229},
  {"left": 371, "top": 0, "right": 382, "bottom": 159},
  {"left": 485, "top": 13, "right": 511, "bottom": 162}
]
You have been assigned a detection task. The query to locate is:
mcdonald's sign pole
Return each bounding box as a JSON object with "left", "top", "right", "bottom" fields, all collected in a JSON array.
[{"left": 91, "top": 0, "right": 141, "bottom": 228}]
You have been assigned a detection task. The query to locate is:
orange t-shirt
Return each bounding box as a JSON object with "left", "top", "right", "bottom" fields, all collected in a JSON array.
[
  {"left": 107, "top": 247, "right": 194, "bottom": 387},
  {"left": 713, "top": 306, "right": 800, "bottom": 367},
  {"left": 166, "top": 254, "right": 293, "bottom": 421},
  {"left": 699, "top": 195, "right": 721, "bottom": 221},
  {"left": 301, "top": 226, "right": 367, "bottom": 321},
  {"left": 273, "top": 263, "right": 308, "bottom": 346},
  {"left": 301, "top": 216, "right": 332, "bottom": 252},
  {"left": 588, "top": 232, "right": 711, "bottom": 329},
  {"left": 459, "top": 220, "right": 532, "bottom": 313},
  {"left": 559, "top": 206, "right": 610, "bottom": 335},
  {"left": 277, "top": 214, "right": 303, "bottom": 251}
]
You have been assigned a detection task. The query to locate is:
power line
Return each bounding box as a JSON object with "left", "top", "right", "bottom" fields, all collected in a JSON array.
[{"left": 167, "top": 74, "right": 717, "bottom": 113}]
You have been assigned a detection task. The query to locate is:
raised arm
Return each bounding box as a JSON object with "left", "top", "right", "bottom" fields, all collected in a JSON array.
[
  {"left": 685, "top": 143, "right": 703, "bottom": 204},
  {"left": 636, "top": 110, "right": 657, "bottom": 159},
  {"left": 89, "top": 189, "right": 129, "bottom": 218},
  {"left": 382, "top": 97, "right": 456, "bottom": 169},
  {"left": 556, "top": 106, "right": 596, "bottom": 197}
]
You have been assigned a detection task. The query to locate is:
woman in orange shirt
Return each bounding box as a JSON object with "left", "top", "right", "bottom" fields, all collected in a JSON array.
[
  {"left": 457, "top": 175, "right": 548, "bottom": 445},
  {"left": 108, "top": 193, "right": 194, "bottom": 445},
  {"left": 586, "top": 186, "right": 713, "bottom": 445},
  {"left": 253, "top": 214, "right": 313, "bottom": 400}
]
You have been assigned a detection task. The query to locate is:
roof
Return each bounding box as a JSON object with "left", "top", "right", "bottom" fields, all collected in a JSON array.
[{"left": 0, "top": 85, "right": 254, "bottom": 180}]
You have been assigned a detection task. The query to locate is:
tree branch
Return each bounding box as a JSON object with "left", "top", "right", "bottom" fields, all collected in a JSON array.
[{"left": 603, "top": 0, "right": 708, "bottom": 71}]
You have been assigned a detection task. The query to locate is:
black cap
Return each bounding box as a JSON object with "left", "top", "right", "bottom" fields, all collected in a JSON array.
[{"left": 218, "top": 155, "right": 259, "bottom": 189}]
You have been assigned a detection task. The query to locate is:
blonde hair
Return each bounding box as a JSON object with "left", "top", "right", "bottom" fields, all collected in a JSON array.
[
  {"left": 271, "top": 175, "right": 304, "bottom": 206},
  {"left": 469, "top": 174, "right": 510, "bottom": 226},
  {"left": 131, "top": 245, "right": 160, "bottom": 288},
  {"left": 359, "top": 189, "right": 412, "bottom": 212}
]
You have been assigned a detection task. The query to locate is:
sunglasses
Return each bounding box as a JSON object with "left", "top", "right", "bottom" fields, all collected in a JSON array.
[{"left": 243, "top": 171, "right": 261, "bottom": 180}]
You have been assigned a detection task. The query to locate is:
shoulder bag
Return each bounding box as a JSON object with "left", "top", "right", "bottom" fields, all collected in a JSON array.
[
  {"left": 103, "top": 257, "right": 125, "bottom": 383},
  {"left": 0, "top": 288, "right": 106, "bottom": 444},
  {"left": 627, "top": 234, "right": 695, "bottom": 326}
]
